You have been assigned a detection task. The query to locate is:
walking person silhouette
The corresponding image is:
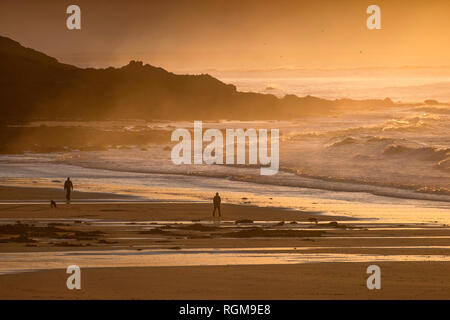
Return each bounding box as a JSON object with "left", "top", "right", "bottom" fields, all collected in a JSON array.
[
  {"left": 212, "top": 192, "right": 221, "bottom": 218},
  {"left": 64, "top": 177, "right": 74, "bottom": 204}
]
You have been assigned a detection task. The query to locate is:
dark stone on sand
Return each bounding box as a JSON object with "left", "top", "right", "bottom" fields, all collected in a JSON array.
[
  {"left": 97, "top": 239, "right": 118, "bottom": 244},
  {"left": 159, "top": 225, "right": 174, "bottom": 230},
  {"left": 0, "top": 234, "right": 36, "bottom": 243},
  {"left": 75, "top": 230, "right": 104, "bottom": 237},
  {"left": 324, "top": 221, "right": 350, "bottom": 229},
  {"left": 140, "top": 228, "right": 170, "bottom": 235},
  {"left": 53, "top": 242, "right": 79, "bottom": 247},
  {"left": 187, "top": 235, "right": 212, "bottom": 239},
  {"left": 72, "top": 230, "right": 104, "bottom": 241},
  {"left": 0, "top": 223, "right": 66, "bottom": 237},
  {"left": 235, "top": 219, "right": 254, "bottom": 224},
  {"left": 220, "top": 228, "right": 324, "bottom": 238},
  {"left": 328, "top": 221, "right": 339, "bottom": 227},
  {"left": 308, "top": 217, "right": 318, "bottom": 224},
  {"left": 177, "top": 224, "right": 219, "bottom": 231}
]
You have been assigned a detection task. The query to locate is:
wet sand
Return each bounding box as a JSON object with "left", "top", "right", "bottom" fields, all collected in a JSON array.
[
  {"left": 1, "top": 262, "right": 449, "bottom": 299},
  {"left": 0, "top": 185, "right": 132, "bottom": 201},
  {"left": 1, "top": 185, "right": 450, "bottom": 299}
]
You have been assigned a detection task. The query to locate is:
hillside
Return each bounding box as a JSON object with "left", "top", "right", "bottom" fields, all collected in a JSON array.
[{"left": 0, "top": 36, "right": 394, "bottom": 121}]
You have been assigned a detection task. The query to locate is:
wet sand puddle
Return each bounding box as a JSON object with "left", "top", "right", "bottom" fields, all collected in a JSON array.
[
  {"left": 1, "top": 247, "right": 450, "bottom": 275},
  {"left": 1, "top": 218, "right": 450, "bottom": 275}
]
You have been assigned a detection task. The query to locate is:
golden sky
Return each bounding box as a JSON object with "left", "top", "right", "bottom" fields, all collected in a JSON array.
[{"left": 1, "top": 0, "right": 449, "bottom": 71}]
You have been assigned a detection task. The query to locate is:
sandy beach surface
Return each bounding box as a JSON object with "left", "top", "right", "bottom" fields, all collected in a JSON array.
[
  {"left": 2, "top": 263, "right": 449, "bottom": 300},
  {"left": 1, "top": 186, "right": 450, "bottom": 299}
]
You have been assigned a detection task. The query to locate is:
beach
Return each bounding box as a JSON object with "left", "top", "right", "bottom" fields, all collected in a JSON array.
[
  {"left": 2, "top": 1, "right": 450, "bottom": 303},
  {"left": 2, "top": 263, "right": 449, "bottom": 300},
  {"left": 1, "top": 186, "right": 449, "bottom": 299}
]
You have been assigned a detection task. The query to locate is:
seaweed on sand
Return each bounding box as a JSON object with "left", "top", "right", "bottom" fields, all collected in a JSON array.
[{"left": 219, "top": 227, "right": 324, "bottom": 238}]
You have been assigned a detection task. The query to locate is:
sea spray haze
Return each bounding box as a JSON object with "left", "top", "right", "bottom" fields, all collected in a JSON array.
[{"left": 170, "top": 121, "right": 279, "bottom": 175}]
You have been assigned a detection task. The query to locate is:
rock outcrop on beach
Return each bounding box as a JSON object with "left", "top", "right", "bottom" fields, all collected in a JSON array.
[{"left": 0, "top": 35, "right": 394, "bottom": 122}]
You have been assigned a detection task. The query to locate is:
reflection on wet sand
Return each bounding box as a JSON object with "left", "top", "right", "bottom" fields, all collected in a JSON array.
[
  {"left": 2, "top": 248, "right": 450, "bottom": 275},
  {"left": 1, "top": 212, "right": 450, "bottom": 275}
]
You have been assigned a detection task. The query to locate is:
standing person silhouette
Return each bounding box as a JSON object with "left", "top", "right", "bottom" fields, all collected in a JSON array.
[
  {"left": 212, "top": 192, "right": 221, "bottom": 217},
  {"left": 64, "top": 177, "right": 74, "bottom": 204}
]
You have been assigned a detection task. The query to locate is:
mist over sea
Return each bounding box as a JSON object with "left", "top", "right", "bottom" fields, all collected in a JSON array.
[{"left": 211, "top": 67, "right": 450, "bottom": 103}]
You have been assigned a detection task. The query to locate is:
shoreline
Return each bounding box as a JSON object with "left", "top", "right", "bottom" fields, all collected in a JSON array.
[
  {"left": 2, "top": 151, "right": 450, "bottom": 206},
  {"left": 0, "top": 185, "right": 342, "bottom": 218},
  {"left": 0, "top": 185, "right": 136, "bottom": 201},
  {"left": 24, "top": 161, "right": 450, "bottom": 203}
]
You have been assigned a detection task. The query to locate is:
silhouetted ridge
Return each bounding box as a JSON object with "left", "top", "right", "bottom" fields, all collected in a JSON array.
[
  {"left": 0, "top": 36, "right": 74, "bottom": 69},
  {"left": 0, "top": 35, "right": 395, "bottom": 121}
]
